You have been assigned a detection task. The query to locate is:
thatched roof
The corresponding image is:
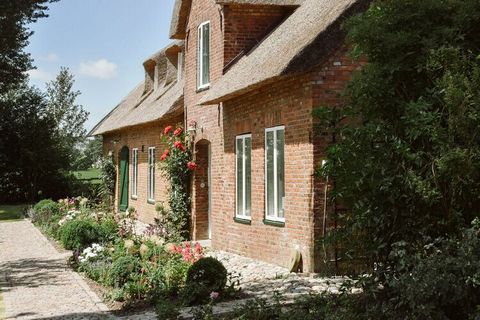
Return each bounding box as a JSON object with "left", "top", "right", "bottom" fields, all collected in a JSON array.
[
  {"left": 169, "top": 0, "right": 303, "bottom": 39},
  {"left": 199, "top": 0, "right": 370, "bottom": 105},
  {"left": 89, "top": 43, "right": 184, "bottom": 136}
]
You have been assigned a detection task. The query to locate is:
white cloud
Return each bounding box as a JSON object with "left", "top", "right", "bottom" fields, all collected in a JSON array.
[
  {"left": 46, "top": 53, "right": 59, "bottom": 62},
  {"left": 79, "top": 59, "right": 118, "bottom": 80},
  {"left": 27, "top": 69, "right": 54, "bottom": 81}
]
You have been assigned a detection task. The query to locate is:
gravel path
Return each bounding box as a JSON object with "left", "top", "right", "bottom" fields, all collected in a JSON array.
[{"left": 0, "top": 220, "right": 112, "bottom": 320}]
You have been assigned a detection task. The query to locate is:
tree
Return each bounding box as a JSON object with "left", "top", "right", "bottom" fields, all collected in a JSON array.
[
  {"left": 46, "top": 67, "right": 89, "bottom": 166},
  {"left": 0, "top": 0, "right": 57, "bottom": 95},
  {"left": 72, "top": 136, "right": 103, "bottom": 170},
  {"left": 317, "top": 0, "right": 480, "bottom": 273},
  {"left": 0, "top": 82, "right": 71, "bottom": 203}
]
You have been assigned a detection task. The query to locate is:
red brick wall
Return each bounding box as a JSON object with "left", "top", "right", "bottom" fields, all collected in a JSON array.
[
  {"left": 182, "top": 0, "right": 365, "bottom": 272},
  {"left": 102, "top": 116, "right": 183, "bottom": 224},
  {"left": 223, "top": 5, "right": 292, "bottom": 69}
]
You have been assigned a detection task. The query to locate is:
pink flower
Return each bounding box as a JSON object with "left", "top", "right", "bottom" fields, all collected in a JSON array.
[
  {"left": 187, "top": 161, "right": 198, "bottom": 171},
  {"left": 173, "top": 127, "right": 183, "bottom": 136},
  {"left": 160, "top": 149, "right": 169, "bottom": 161},
  {"left": 164, "top": 126, "right": 173, "bottom": 135},
  {"left": 194, "top": 242, "right": 203, "bottom": 254},
  {"left": 210, "top": 292, "right": 219, "bottom": 300}
]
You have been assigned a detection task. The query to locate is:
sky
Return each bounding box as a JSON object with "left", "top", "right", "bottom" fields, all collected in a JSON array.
[{"left": 26, "top": 0, "right": 175, "bottom": 131}]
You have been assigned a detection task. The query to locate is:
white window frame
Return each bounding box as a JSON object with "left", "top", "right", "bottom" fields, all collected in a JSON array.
[
  {"left": 197, "top": 21, "right": 210, "bottom": 90},
  {"left": 235, "top": 134, "right": 252, "bottom": 220},
  {"left": 131, "top": 148, "right": 138, "bottom": 199},
  {"left": 177, "top": 51, "right": 183, "bottom": 81},
  {"left": 147, "top": 147, "right": 155, "bottom": 203},
  {"left": 265, "top": 126, "right": 286, "bottom": 222}
]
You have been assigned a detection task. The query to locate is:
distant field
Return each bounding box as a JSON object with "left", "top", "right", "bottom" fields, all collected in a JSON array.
[
  {"left": 0, "top": 204, "right": 27, "bottom": 222},
  {"left": 73, "top": 168, "right": 102, "bottom": 184}
]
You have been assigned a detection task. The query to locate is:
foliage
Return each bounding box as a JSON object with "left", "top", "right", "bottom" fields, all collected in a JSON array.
[
  {"left": 158, "top": 125, "right": 196, "bottom": 240},
  {"left": 182, "top": 257, "right": 228, "bottom": 305},
  {"left": 0, "top": 83, "right": 73, "bottom": 203},
  {"left": 316, "top": 0, "right": 480, "bottom": 274},
  {"left": 0, "top": 0, "right": 57, "bottom": 94},
  {"left": 163, "top": 254, "right": 190, "bottom": 292},
  {"left": 107, "top": 255, "right": 141, "bottom": 288},
  {"left": 58, "top": 218, "right": 105, "bottom": 250},
  {"left": 99, "top": 155, "right": 116, "bottom": 201},
  {"left": 32, "top": 199, "right": 60, "bottom": 223},
  {"left": 46, "top": 67, "right": 89, "bottom": 159},
  {"left": 73, "top": 137, "right": 103, "bottom": 171},
  {"left": 155, "top": 298, "right": 180, "bottom": 320}
]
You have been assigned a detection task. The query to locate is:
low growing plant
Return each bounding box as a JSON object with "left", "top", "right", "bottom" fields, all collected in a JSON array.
[{"left": 58, "top": 218, "right": 105, "bottom": 250}]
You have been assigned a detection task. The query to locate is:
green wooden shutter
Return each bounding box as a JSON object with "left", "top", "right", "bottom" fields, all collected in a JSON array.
[{"left": 119, "top": 147, "right": 129, "bottom": 212}]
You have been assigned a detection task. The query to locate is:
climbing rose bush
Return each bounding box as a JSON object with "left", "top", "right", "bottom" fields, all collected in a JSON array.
[{"left": 159, "top": 125, "right": 196, "bottom": 240}]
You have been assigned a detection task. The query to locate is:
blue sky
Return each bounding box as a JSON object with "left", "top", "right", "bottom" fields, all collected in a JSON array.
[{"left": 27, "top": 0, "right": 175, "bottom": 131}]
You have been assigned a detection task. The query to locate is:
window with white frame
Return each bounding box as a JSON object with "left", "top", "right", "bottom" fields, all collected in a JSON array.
[
  {"left": 131, "top": 148, "right": 138, "bottom": 199},
  {"left": 265, "top": 126, "right": 285, "bottom": 221},
  {"left": 236, "top": 134, "right": 252, "bottom": 219},
  {"left": 148, "top": 147, "right": 155, "bottom": 202},
  {"left": 197, "top": 21, "right": 210, "bottom": 89}
]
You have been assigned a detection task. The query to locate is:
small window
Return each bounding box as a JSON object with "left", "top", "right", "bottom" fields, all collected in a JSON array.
[
  {"left": 265, "top": 126, "right": 285, "bottom": 222},
  {"left": 197, "top": 21, "right": 210, "bottom": 89},
  {"left": 148, "top": 147, "right": 156, "bottom": 202},
  {"left": 236, "top": 134, "right": 252, "bottom": 219},
  {"left": 131, "top": 148, "right": 138, "bottom": 199},
  {"left": 177, "top": 51, "right": 183, "bottom": 81}
]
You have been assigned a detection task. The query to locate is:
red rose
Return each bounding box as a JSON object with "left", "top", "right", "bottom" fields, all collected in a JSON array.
[
  {"left": 187, "top": 161, "right": 198, "bottom": 171},
  {"left": 160, "top": 149, "right": 169, "bottom": 161},
  {"left": 173, "top": 141, "right": 186, "bottom": 152},
  {"left": 173, "top": 127, "right": 183, "bottom": 136},
  {"left": 163, "top": 126, "right": 173, "bottom": 135}
]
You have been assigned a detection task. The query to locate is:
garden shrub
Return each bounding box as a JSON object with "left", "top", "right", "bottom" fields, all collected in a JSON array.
[
  {"left": 107, "top": 255, "right": 141, "bottom": 288},
  {"left": 182, "top": 257, "right": 227, "bottom": 305},
  {"left": 58, "top": 218, "right": 104, "bottom": 250},
  {"left": 99, "top": 216, "right": 118, "bottom": 240},
  {"left": 32, "top": 199, "right": 60, "bottom": 224}
]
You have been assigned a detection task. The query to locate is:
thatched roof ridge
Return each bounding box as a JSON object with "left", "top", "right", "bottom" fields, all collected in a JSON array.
[
  {"left": 89, "top": 80, "right": 184, "bottom": 136},
  {"left": 90, "top": 42, "right": 185, "bottom": 136},
  {"left": 169, "top": 0, "right": 192, "bottom": 40},
  {"left": 199, "top": 0, "right": 370, "bottom": 105},
  {"left": 216, "top": 0, "right": 302, "bottom": 6}
]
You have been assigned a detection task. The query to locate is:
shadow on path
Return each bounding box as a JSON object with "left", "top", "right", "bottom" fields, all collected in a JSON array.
[{"left": 0, "top": 258, "right": 69, "bottom": 293}]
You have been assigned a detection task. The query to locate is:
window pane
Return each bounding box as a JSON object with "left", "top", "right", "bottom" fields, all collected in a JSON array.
[
  {"left": 245, "top": 137, "right": 252, "bottom": 216},
  {"left": 266, "top": 131, "right": 275, "bottom": 217},
  {"left": 276, "top": 130, "right": 285, "bottom": 218},
  {"left": 236, "top": 139, "right": 244, "bottom": 215},
  {"left": 202, "top": 23, "right": 210, "bottom": 85}
]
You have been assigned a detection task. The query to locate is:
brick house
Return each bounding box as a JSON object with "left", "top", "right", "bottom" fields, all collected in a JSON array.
[{"left": 90, "top": 0, "right": 369, "bottom": 273}]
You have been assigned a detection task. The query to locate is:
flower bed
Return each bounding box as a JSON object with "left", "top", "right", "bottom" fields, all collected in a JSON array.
[{"left": 30, "top": 196, "right": 233, "bottom": 317}]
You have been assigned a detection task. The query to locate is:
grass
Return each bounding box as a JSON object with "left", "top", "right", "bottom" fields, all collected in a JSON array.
[
  {"left": 73, "top": 168, "right": 102, "bottom": 184},
  {"left": 0, "top": 204, "right": 27, "bottom": 222}
]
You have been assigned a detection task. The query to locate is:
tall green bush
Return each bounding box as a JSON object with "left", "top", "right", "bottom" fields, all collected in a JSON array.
[{"left": 317, "top": 0, "right": 480, "bottom": 274}]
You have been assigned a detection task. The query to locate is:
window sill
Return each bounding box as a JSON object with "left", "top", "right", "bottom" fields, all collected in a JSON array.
[
  {"left": 131, "top": 196, "right": 138, "bottom": 200},
  {"left": 196, "top": 85, "right": 210, "bottom": 93},
  {"left": 263, "top": 219, "right": 285, "bottom": 228},
  {"left": 147, "top": 199, "right": 155, "bottom": 205},
  {"left": 234, "top": 217, "right": 252, "bottom": 225}
]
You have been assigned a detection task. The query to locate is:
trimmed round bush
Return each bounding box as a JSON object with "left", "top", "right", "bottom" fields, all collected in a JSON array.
[
  {"left": 107, "top": 255, "right": 141, "bottom": 288},
  {"left": 32, "top": 199, "right": 60, "bottom": 224},
  {"left": 59, "top": 219, "right": 104, "bottom": 250},
  {"left": 182, "top": 257, "right": 227, "bottom": 305}
]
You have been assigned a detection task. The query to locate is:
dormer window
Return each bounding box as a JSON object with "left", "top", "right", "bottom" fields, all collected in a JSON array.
[{"left": 197, "top": 21, "right": 210, "bottom": 90}]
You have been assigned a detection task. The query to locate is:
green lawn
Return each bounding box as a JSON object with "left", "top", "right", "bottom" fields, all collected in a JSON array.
[
  {"left": 73, "top": 168, "right": 102, "bottom": 184},
  {"left": 0, "top": 204, "right": 27, "bottom": 222}
]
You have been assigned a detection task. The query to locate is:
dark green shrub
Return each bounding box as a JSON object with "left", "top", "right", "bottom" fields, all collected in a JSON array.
[
  {"left": 182, "top": 257, "right": 227, "bottom": 305},
  {"left": 107, "top": 255, "right": 141, "bottom": 288},
  {"left": 32, "top": 199, "right": 60, "bottom": 224},
  {"left": 155, "top": 298, "right": 180, "bottom": 320},
  {"left": 58, "top": 219, "right": 104, "bottom": 250}
]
